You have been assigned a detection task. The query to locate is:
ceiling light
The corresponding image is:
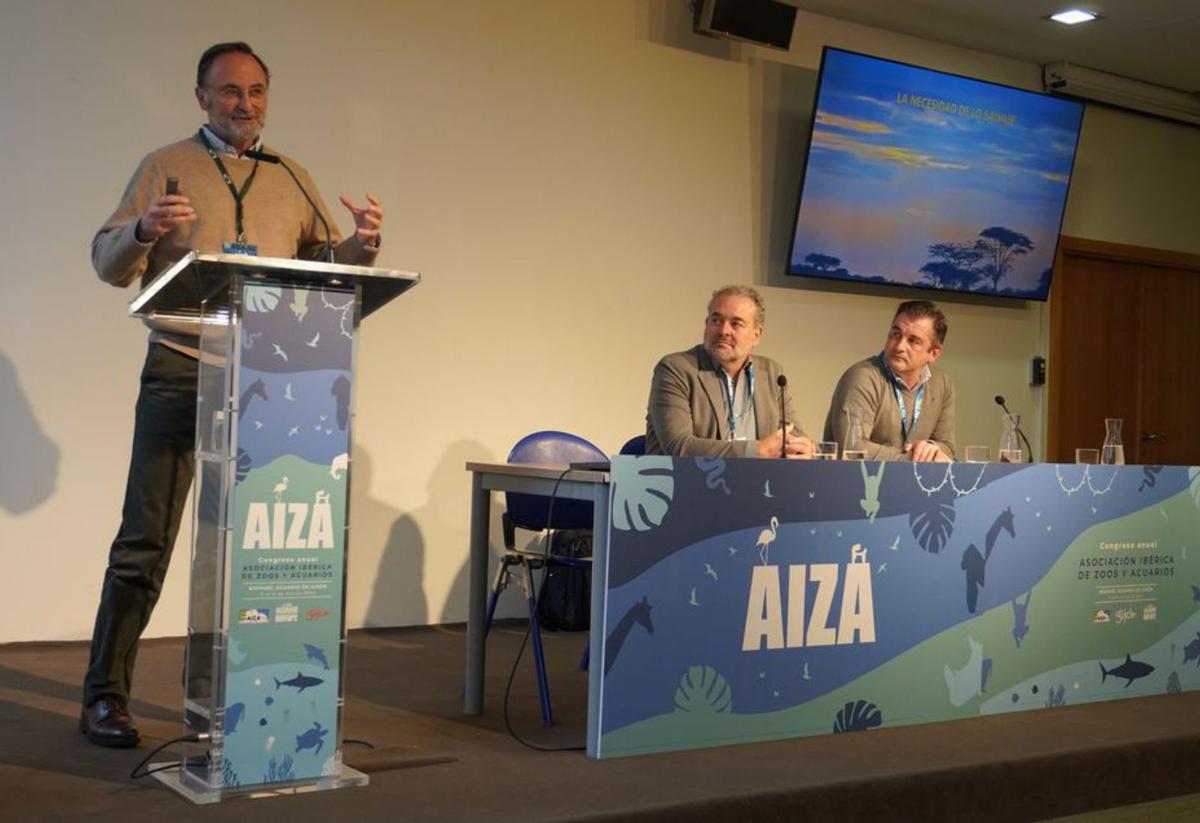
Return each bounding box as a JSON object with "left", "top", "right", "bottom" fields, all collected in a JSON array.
[{"left": 1049, "top": 9, "right": 1098, "bottom": 25}]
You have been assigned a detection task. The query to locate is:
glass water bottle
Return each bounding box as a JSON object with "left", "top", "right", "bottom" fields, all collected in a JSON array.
[
  {"left": 1101, "top": 418, "right": 1125, "bottom": 465},
  {"left": 999, "top": 412, "right": 1022, "bottom": 463}
]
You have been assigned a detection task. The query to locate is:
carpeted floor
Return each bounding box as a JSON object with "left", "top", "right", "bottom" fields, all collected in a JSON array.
[{"left": 2, "top": 622, "right": 1198, "bottom": 822}]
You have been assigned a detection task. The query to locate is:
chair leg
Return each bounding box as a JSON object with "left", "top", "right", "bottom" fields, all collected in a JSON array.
[
  {"left": 521, "top": 559, "right": 554, "bottom": 727},
  {"left": 483, "top": 559, "right": 511, "bottom": 640}
]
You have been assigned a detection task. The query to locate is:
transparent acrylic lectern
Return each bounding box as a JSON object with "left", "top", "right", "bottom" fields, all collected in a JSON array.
[{"left": 129, "top": 252, "right": 418, "bottom": 803}]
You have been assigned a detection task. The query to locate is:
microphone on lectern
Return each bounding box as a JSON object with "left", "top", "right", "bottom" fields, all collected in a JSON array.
[
  {"left": 244, "top": 148, "right": 334, "bottom": 263},
  {"left": 777, "top": 375, "right": 788, "bottom": 459}
]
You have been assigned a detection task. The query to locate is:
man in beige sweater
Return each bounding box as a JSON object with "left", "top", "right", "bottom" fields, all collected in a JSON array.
[
  {"left": 81, "top": 42, "right": 384, "bottom": 747},
  {"left": 823, "top": 300, "right": 956, "bottom": 462}
]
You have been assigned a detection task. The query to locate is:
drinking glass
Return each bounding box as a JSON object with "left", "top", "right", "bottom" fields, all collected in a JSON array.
[
  {"left": 1075, "top": 448, "right": 1100, "bottom": 464},
  {"left": 842, "top": 449, "right": 867, "bottom": 461},
  {"left": 999, "top": 449, "right": 1023, "bottom": 463},
  {"left": 815, "top": 441, "right": 839, "bottom": 461},
  {"left": 964, "top": 445, "right": 990, "bottom": 463}
]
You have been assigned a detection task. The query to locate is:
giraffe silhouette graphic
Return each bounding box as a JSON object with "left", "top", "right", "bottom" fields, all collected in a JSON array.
[
  {"left": 239, "top": 378, "right": 268, "bottom": 413},
  {"left": 605, "top": 597, "right": 655, "bottom": 675},
  {"left": 961, "top": 507, "right": 1016, "bottom": 613}
]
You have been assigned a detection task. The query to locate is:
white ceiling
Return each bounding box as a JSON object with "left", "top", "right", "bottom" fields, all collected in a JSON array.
[{"left": 791, "top": 0, "right": 1200, "bottom": 93}]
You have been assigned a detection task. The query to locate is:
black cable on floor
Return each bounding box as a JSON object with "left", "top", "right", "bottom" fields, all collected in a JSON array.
[
  {"left": 501, "top": 466, "right": 585, "bottom": 752},
  {"left": 502, "top": 617, "right": 584, "bottom": 753},
  {"left": 129, "top": 733, "right": 209, "bottom": 780}
]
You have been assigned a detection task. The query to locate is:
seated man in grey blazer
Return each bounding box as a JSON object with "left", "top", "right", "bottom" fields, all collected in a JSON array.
[
  {"left": 823, "top": 300, "right": 956, "bottom": 462},
  {"left": 645, "top": 285, "right": 813, "bottom": 458}
]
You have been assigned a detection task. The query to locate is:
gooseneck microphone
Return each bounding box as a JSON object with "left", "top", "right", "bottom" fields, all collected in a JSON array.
[
  {"left": 777, "top": 374, "right": 788, "bottom": 459},
  {"left": 994, "top": 395, "right": 1034, "bottom": 462},
  {"left": 244, "top": 148, "right": 334, "bottom": 263}
]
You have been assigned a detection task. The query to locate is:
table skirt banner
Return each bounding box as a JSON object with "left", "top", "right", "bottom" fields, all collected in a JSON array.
[
  {"left": 223, "top": 281, "right": 354, "bottom": 786},
  {"left": 594, "top": 457, "right": 1200, "bottom": 757}
]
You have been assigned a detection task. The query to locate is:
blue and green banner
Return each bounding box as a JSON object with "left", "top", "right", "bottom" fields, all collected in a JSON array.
[
  {"left": 221, "top": 281, "right": 355, "bottom": 786},
  {"left": 596, "top": 457, "right": 1200, "bottom": 757}
]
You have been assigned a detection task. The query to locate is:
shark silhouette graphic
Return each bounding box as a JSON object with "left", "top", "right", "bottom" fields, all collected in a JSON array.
[
  {"left": 275, "top": 671, "right": 324, "bottom": 692},
  {"left": 1100, "top": 653, "right": 1154, "bottom": 688}
]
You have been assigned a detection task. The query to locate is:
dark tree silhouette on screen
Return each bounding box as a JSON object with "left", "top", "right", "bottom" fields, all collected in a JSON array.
[
  {"left": 804, "top": 253, "right": 842, "bottom": 272},
  {"left": 977, "top": 227, "right": 1034, "bottom": 290},
  {"left": 920, "top": 241, "right": 985, "bottom": 290}
]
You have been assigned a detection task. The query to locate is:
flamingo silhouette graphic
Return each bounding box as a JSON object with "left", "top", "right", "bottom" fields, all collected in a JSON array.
[
  {"left": 273, "top": 476, "right": 289, "bottom": 502},
  {"left": 757, "top": 516, "right": 779, "bottom": 565}
]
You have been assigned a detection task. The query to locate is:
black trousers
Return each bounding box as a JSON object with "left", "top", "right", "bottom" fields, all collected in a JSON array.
[{"left": 83, "top": 342, "right": 198, "bottom": 706}]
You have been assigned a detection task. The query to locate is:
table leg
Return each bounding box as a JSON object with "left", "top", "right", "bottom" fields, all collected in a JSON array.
[{"left": 464, "top": 471, "right": 489, "bottom": 714}]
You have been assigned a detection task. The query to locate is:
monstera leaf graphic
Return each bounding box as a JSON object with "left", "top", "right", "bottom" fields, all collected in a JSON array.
[
  {"left": 1190, "top": 467, "right": 1200, "bottom": 510},
  {"left": 235, "top": 448, "right": 253, "bottom": 484},
  {"left": 909, "top": 496, "right": 956, "bottom": 554},
  {"left": 612, "top": 457, "right": 674, "bottom": 532},
  {"left": 673, "top": 665, "right": 732, "bottom": 714},
  {"left": 245, "top": 285, "right": 282, "bottom": 313},
  {"left": 833, "top": 699, "right": 882, "bottom": 733}
]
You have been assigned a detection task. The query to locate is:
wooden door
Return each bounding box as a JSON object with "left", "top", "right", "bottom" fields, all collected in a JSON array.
[
  {"left": 1138, "top": 265, "right": 1200, "bottom": 465},
  {"left": 1048, "top": 238, "right": 1200, "bottom": 466}
]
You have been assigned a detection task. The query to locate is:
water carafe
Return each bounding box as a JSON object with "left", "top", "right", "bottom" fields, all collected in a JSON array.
[
  {"left": 843, "top": 407, "right": 867, "bottom": 461},
  {"left": 999, "top": 411, "right": 1022, "bottom": 463},
  {"left": 1101, "top": 418, "right": 1125, "bottom": 465}
]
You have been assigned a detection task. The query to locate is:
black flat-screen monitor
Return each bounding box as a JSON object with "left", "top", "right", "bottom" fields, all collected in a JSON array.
[{"left": 788, "top": 48, "right": 1084, "bottom": 301}]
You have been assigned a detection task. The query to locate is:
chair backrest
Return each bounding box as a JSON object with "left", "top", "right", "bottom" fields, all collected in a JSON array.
[
  {"left": 619, "top": 434, "right": 646, "bottom": 455},
  {"left": 506, "top": 430, "right": 607, "bottom": 531}
]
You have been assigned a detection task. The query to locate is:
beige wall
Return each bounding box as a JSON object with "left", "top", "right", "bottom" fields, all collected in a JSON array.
[{"left": 1, "top": 1, "right": 1197, "bottom": 643}]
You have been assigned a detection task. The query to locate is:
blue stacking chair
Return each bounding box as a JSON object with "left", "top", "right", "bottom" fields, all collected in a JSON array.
[
  {"left": 483, "top": 430, "right": 606, "bottom": 726},
  {"left": 619, "top": 434, "right": 646, "bottom": 456}
]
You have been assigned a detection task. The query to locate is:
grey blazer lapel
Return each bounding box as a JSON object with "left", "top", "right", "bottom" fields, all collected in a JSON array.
[
  {"left": 697, "top": 368, "right": 729, "bottom": 442},
  {"left": 693, "top": 347, "right": 729, "bottom": 442},
  {"left": 752, "top": 357, "right": 776, "bottom": 435}
]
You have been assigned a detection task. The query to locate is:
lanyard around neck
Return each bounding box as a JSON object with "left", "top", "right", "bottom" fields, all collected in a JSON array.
[
  {"left": 879, "top": 354, "right": 924, "bottom": 445},
  {"left": 719, "top": 361, "right": 755, "bottom": 440},
  {"left": 197, "top": 128, "right": 259, "bottom": 242}
]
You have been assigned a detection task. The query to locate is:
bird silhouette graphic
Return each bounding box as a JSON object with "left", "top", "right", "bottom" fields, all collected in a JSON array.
[
  {"left": 272, "top": 344, "right": 288, "bottom": 362},
  {"left": 306, "top": 332, "right": 320, "bottom": 348},
  {"left": 757, "top": 516, "right": 779, "bottom": 565}
]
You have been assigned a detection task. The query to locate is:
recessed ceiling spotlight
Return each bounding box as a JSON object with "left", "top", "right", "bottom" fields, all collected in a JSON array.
[{"left": 1048, "top": 9, "right": 1099, "bottom": 25}]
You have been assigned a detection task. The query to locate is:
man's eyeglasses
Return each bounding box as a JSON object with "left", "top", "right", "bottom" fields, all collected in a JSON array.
[{"left": 207, "top": 85, "right": 267, "bottom": 103}]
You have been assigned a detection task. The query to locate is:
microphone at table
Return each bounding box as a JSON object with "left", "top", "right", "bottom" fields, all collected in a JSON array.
[
  {"left": 244, "top": 148, "right": 334, "bottom": 263},
  {"left": 994, "top": 395, "right": 1034, "bottom": 463},
  {"left": 777, "top": 374, "right": 788, "bottom": 459}
]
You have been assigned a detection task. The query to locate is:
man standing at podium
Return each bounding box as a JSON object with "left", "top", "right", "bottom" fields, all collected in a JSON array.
[
  {"left": 81, "top": 42, "right": 384, "bottom": 747},
  {"left": 645, "top": 285, "right": 813, "bottom": 458},
  {"left": 823, "top": 300, "right": 956, "bottom": 462}
]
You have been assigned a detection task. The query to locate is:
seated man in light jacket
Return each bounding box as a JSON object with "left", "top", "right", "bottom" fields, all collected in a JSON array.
[{"left": 645, "top": 285, "right": 813, "bottom": 458}]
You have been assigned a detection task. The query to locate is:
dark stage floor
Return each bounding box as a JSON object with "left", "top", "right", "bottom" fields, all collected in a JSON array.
[{"left": 2, "top": 623, "right": 1198, "bottom": 822}]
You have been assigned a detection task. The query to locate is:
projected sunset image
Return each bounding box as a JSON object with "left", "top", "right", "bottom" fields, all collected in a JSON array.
[{"left": 789, "top": 49, "right": 1084, "bottom": 300}]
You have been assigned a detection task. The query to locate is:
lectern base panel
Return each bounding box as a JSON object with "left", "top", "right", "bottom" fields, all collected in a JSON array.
[{"left": 150, "top": 762, "right": 368, "bottom": 804}]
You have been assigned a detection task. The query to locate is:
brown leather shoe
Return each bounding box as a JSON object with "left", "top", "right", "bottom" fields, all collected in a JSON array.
[{"left": 79, "top": 696, "right": 140, "bottom": 748}]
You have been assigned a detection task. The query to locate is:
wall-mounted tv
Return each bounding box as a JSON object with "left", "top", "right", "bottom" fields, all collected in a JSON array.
[{"left": 788, "top": 48, "right": 1084, "bottom": 301}]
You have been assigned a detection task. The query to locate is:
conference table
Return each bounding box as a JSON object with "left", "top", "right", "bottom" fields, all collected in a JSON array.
[{"left": 465, "top": 457, "right": 1199, "bottom": 759}]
